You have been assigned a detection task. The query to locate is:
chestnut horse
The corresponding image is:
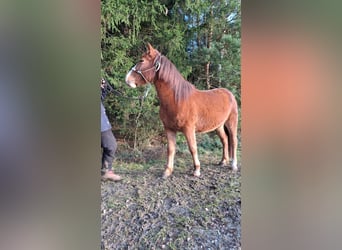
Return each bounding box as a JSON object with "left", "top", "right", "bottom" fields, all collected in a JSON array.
[{"left": 125, "top": 44, "right": 238, "bottom": 178}]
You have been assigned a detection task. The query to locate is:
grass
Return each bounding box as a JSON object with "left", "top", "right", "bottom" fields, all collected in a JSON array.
[{"left": 101, "top": 138, "right": 241, "bottom": 249}]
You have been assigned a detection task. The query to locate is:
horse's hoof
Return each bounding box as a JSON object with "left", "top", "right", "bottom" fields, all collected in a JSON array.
[
  {"left": 163, "top": 168, "right": 172, "bottom": 179},
  {"left": 230, "top": 161, "right": 238, "bottom": 172},
  {"left": 218, "top": 160, "right": 229, "bottom": 167},
  {"left": 193, "top": 170, "right": 201, "bottom": 177},
  {"left": 231, "top": 166, "right": 238, "bottom": 172}
]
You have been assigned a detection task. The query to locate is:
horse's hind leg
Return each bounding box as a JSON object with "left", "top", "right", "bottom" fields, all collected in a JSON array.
[
  {"left": 226, "top": 112, "right": 238, "bottom": 171},
  {"left": 216, "top": 125, "right": 230, "bottom": 166},
  {"left": 183, "top": 128, "right": 201, "bottom": 177},
  {"left": 163, "top": 129, "right": 176, "bottom": 179}
]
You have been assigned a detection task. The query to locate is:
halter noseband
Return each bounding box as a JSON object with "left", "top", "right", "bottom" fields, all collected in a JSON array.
[{"left": 132, "top": 54, "right": 162, "bottom": 83}]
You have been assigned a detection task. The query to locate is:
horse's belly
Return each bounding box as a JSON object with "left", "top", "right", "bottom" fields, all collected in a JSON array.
[
  {"left": 195, "top": 110, "right": 228, "bottom": 133},
  {"left": 159, "top": 98, "right": 229, "bottom": 132},
  {"left": 195, "top": 120, "right": 225, "bottom": 133},
  {"left": 160, "top": 109, "right": 227, "bottom": 133}
]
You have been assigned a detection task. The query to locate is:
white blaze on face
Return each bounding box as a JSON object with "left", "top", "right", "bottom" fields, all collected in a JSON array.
[{"left": 125, "top": 69, "right": 137, "bottom": 88}]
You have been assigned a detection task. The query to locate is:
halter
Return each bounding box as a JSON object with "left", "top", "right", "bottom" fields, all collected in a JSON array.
[{"left": 131, "top": 54, "right": 162, "bottom": 83}]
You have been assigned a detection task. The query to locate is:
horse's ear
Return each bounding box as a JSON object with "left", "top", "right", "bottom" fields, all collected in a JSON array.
[
  {"left": 147, "top": 43, "right": 157, "bottom": 57},
  {"left": 146, "top": 43, "right": 156, "bottom": 55}
]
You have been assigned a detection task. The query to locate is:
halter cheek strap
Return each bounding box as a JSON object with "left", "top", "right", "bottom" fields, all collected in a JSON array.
[{"left": 132, "top": 65, "right": 150, "bottom": 83}]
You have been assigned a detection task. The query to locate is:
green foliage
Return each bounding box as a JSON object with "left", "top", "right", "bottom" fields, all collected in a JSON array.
[
  {"left": 175, "top": 132, "right": 225, "bottom": 155},
  {"left": 101, "top": 0, "right": 241, "bottom": 149},
  {"left": 197, "top": 133, "right": 223, "bottom": 153},
  {"left": 187, "top": 0, "right": 241, "bottom": 99},
  {"left": 175, "top": 133, "right": 188, "bottom": 154},
  {"left": 104, "top": 86, "right": 162, "bottom": 149}
]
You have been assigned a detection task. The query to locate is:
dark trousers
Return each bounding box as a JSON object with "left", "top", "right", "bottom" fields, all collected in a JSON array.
[{"left": 101, "top": 129, "right": 117, "bottom": 171}]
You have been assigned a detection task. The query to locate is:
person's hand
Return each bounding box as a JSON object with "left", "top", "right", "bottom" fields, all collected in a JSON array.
[{"left": 101, "top": 78, "right": 106, "bottom": 89}]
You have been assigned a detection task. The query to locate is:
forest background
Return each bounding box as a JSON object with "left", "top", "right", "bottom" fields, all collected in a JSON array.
[{"left": 101, "top": 0, "right": 241, "bottom": 149}]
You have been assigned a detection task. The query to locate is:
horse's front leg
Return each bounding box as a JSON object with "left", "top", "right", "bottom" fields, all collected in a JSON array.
[
  {"left": 184, "top": 128, "right": 201, "bottom": 177},
  {"left": 163, "top": 129, "right": 176, "bottom": 179}
]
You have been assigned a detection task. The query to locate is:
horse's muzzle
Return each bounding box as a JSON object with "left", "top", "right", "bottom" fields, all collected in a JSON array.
[
  {"left": 125, "top": 70, "right": 137, "bottom": 88},
  {"left": 126, "top": 81, "right": 137, "bottom": 88}
]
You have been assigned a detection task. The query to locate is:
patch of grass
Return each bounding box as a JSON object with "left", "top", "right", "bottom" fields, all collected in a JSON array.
[
  {"left": 101, "top": 142, "right": 241, "bottom": 249},
  {"left": 115, "top": 161, "right": 149, "bottom": 172}
]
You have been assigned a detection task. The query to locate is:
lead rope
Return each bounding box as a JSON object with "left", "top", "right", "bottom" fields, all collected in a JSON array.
[
  {"left": 106, "top": 83, "right": 151, "bottom": 101},
  {"left": 133, "top": 84, "right": 152, "bottom": 149}
]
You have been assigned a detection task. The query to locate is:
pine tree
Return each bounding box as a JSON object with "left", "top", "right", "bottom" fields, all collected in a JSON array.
[{"left": 100, "top": 0, "right": 240, "bottom": 148}]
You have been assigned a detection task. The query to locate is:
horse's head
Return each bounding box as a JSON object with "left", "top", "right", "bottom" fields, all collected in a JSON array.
[{"left": 125, "top": 43, "right": 161, "bottom": 88}]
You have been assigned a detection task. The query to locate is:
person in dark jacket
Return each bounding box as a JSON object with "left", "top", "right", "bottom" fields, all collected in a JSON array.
[{"left": 101, "top": 78, "right": 122, "bottom": 181}]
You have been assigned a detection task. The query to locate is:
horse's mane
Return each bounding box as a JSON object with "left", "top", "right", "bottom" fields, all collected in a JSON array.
[{"left": 158, "top": 55, "right": 195, "bottom": 103}]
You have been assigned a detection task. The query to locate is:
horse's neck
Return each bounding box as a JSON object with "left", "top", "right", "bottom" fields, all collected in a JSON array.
[{"left": 154, "top": 80, "right": 175, "bottom": 105}]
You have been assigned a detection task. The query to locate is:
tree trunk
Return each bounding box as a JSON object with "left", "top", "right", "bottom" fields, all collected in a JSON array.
[
  {"left": 206, "top": 8, "right": 213, "bottom": 89},
  {"left": 206, "top": 61, "right": 210, "bottom": 89}
]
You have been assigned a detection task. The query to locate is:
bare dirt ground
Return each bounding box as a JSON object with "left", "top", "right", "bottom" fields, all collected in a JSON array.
[{"left": 101, "top": 145, "right": 241, "bottom": 250}]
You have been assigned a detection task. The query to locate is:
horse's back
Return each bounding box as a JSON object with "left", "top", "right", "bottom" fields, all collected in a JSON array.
[{"left": 195, "top": 88, "right": 236, "bottom": 111}]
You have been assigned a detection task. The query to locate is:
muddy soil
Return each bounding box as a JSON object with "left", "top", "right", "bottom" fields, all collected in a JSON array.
[{"left": 101, "top": 146, "right": 241, "bottom": 249}]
